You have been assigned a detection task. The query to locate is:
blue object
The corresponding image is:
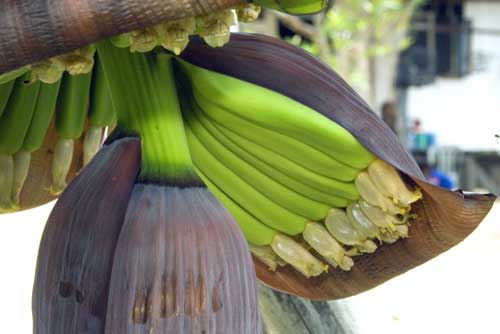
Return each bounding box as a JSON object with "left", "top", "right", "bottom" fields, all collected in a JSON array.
[{"left": 429, "top": 169, "right": 454, "bottom": 189}]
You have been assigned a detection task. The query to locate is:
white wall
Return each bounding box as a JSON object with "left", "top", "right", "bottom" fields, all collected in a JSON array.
[{"left": 406, "top": 2, "right": 500, "bottom": 151}]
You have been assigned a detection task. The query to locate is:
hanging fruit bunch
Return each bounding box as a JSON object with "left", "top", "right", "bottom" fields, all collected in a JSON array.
[{"left": 0, "top": 0, "right": 495, "bottom": 332}]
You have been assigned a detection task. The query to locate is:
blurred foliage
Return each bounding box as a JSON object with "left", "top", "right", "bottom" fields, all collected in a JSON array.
[{"left": 287, "top": 0, "right": 422, "bottom": 97}]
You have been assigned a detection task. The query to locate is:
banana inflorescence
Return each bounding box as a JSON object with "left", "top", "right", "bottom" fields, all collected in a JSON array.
[
  {"left": 0, "top": 3, "right": 260, "bottom": 211},
  {"left": 176, "top": 60, "right": 423, "bottom": 278},
  {"left": 1, "top": 16, "right": 423, "bottom": 279}
]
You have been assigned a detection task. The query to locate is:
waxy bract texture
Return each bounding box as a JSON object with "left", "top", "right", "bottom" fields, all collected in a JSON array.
[{"left": 33, "top": 137, "right": 261, "bottom": 333}]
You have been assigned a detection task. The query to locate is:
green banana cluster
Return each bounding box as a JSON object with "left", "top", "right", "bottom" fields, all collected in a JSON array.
[
  {"left": 176, "top": 60, "right": 423, "bottom": 277},
  {"left": 0, "top": 32, "right": 422, "bottom": 279},
  {"left": 0, "top": 56, "right": 116, "bottom": 211}
]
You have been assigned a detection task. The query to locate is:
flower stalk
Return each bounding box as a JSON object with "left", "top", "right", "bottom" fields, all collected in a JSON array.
[{"left": 97, "top": 40, "right": 198, "bottom": 186}]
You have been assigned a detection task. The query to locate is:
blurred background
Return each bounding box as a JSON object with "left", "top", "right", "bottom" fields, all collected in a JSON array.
[
  {"left": 242, "top": 0, "right": 500, "bottom": 193},
  {"left": 1, "top": 0, "right": 499, "bottom": 333}
]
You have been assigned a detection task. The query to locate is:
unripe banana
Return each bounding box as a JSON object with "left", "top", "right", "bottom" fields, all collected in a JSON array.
[
  {"left": 192, "top": 104, "right": 349, "bottom": 207},
  {"left": 8, "top": 80, "right": 63, "bottom": 207},
  {"left": 185, "top": 104, "right": 330, "bottom": 220},
  {"left": 198, "top": 166, "right": 327, "bottom": 277},
  {"left": 186, "top": 125, "right": 307, "bottom": 235},
  {"left": 0, "top": 66, "right": 30, "bottom": 85},
  {"left": 178, "top": 59, "right": 374, "bottom": 169},
  {"left": 0, "top": 80, "right": 15, "bottom": 118},
  {"left": 84, "top": 56, "right": 116, "bottom": 165},
  {"left": 0, "top": 73, "right": 41, "bottom": 155},
  {"left": 196, "top": 167, "right": 277, "bottom": 246},
  {"left": 255, "top": 0, "right": 328, "bottom": 15},
  {"left": 0, "top": 73, "right": 40, "bottom": 211},
  {"left": 193, "top": 88, "right": 359, "bottom": 182},
  {"left": 216, "top": 122, "right": 359, "bottom": 200},
  {"left": 51, "top": 71, "right": 92, "bottom": 194}
]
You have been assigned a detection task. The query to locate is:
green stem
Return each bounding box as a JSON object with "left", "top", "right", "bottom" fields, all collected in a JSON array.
[{"left": 96, "top": 40, "right": 198, "bottom": 185}]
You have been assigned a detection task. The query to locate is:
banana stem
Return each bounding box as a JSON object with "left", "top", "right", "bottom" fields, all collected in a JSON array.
[
  {"left": 0, "top": 154, "right": 15, "bottom": 212},
  {"left": 50, "top": 138, "right": 74, "bottom": 195},
  {"left": 96, "top": 40, "right": 198, "bottom": 185},
  {"left": 12, "top": 150, "right": 31, "bottom": 206}
]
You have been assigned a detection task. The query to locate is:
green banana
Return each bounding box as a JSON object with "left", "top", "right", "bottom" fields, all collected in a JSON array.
[
  {"left": 185, "top": 99, "right": 330, "bottom": 220},
  {"left": 215, "top": 122, "right": 360, "bottom": 200},
  {"left": 178, "top": 59, "right": 374, "bottom": 169},
  {"left": 191, "top": 102, "right": 349, "bottom": 208},
  {"left": 200, "top": 166, "right": 329, "bottom": 278},
  {"left": 0, "top": 74, "right": 41, "bottom": 155},
  {"left": 55, "top": 72, "right": 92, "bottom": 140},
  {"left": 0, "top": 72, "right": 40, "bottom": 211},
  {"left": 51, "top": 71, "right": 92, "bottom": 194},
  {"left": 193, "top": 88, "right": 359, "bottom": 181},
  {"left": 22, "top": 81, "right": 62, "bottom": 152},
  {"left": 9, "top": 80, "right": 62, "bottom": 206},
  {"left": 254, "top": 0, "right": 328, "bottom": 14},
  {"left": 84, "top": 57, "right": 117, "bottom": 165},
  {"left": 196, "top": 168, "right": 276, "bottom": 246},
  {"left": 0, "top": 80, "right": 15, "bottom": 119},
  {"left": 186, "top": 122, "right": 307, "bottom": 235},
  {"left": 198, "top": 167, "right": 333, "bottom": 278},
  {"left": 0, "top": 66, "right": 30, "bottom": 85}
]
